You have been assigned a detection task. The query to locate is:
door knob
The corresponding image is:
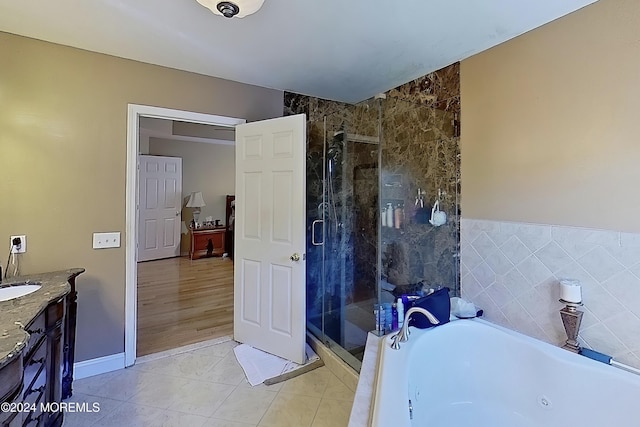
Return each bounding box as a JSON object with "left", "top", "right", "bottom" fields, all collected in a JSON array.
[
  {"left": 176, "top": 211, "right": 180, "bottom": 216},
  {"left": 290, "top": 253, "right": 301, "bottom": 262}
]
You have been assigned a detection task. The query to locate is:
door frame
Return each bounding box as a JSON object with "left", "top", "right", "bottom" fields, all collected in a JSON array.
[{"left": 125, "top": 104, "right": 245, "bottom": 367}]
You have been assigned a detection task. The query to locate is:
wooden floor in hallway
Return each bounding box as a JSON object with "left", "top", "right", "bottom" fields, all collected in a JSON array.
[{"left": 137, "top": 256, "right": 234, "bottom": 356}]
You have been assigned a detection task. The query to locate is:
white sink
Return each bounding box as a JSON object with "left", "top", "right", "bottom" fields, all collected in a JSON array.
[{"left": 0, "top": 284, "right": 41, "bottom": 302}]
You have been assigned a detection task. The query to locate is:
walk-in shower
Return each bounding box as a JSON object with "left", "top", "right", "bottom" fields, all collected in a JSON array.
[{"left": 302, "top": 95, "right": 460, "bottom": 372}]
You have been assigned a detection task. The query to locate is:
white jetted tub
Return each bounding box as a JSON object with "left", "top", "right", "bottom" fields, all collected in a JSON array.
[{"left": 371, "top": 319, "right": 640, "bottom": 427}]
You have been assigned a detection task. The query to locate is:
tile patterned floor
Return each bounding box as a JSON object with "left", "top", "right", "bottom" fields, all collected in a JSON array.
[{"left": 64, "top": 339, "right": 354, "bottom": 427}]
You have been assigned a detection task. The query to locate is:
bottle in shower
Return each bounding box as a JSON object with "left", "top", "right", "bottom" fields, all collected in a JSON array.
[
  {"left": 386, "top": 203, "right": 394, "bottom": 228},
  {"left": 383, "top": 302, "right": 392, "bottom": 332},
  {"left": 397, "top": 297, "right": 405, "bottom": 329},
  {"left": 381, "top": 206, "right": 387, "bottom": 227},
  {"left": 394, "top": 203, "right": 403, "bottom": 229},
  {"left": 392, "top": 303, "right": 398, "bottom": 330}
]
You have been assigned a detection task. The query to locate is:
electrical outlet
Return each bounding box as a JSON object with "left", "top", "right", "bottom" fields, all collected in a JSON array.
[
  {"left": 92, "top": 232, "right": 121, "bottom": 249},
  {"left": 10, "top": 235, "right": 26, "bottom": 253}
]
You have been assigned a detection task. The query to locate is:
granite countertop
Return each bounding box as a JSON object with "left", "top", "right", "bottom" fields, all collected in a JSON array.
[{"left": 0, "top": 268, "right": 84, "bottom": 369}]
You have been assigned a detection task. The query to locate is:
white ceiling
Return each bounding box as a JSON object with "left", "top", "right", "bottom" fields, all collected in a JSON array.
[{"left": 0, "top": 0, "right": 597, "bottom": 103}]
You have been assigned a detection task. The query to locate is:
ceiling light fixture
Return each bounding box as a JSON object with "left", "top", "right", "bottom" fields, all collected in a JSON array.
[{"left": 196, "top": 0, "right": 265, "bottom": 18}]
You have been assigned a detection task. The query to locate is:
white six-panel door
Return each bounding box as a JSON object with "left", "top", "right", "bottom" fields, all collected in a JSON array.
[
  {"left": 138, "top": 155, "right": 182, "bottom": 262},
  {"left": 234, "top": 114, "right": 307, "bottom": 364}
]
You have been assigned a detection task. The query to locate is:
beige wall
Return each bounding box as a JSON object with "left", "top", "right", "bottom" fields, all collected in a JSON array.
[
  {"left": 0, "top": 32, "right": 283, "bottom": 362},
  {"left": 460, "top": 0, "right": 640, "bottom": 232},
  {"left": 148, "top": 138, "right": 235, "bottom": 255}
]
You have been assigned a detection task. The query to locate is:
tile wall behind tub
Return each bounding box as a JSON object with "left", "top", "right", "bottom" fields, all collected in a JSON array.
[{"left": 460, "top": 218, "right": 640, "bottom": 369}]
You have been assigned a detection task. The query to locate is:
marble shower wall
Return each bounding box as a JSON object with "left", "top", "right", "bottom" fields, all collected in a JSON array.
[
  {"left": 285, "top": 62, "right": 461, "bottom": 321},
  {"left": 284, "top": 95, "right": 381, "bottom": 326},
  {"left": 381, "top": 96, "right": 460, "bottom": 295}
]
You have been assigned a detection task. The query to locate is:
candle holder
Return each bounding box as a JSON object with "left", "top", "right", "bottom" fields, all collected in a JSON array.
[{"left": 559, "top": 299, "right": 583, "bottom": 353}]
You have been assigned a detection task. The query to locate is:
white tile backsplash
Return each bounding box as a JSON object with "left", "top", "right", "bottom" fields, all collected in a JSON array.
[{"left": 461, "top": 218, "right": 640, "bottom": 369}]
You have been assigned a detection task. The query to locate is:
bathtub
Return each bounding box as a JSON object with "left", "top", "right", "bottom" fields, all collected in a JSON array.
[{"left": 370, "top": 319, "right": 640, "bottom": 427}]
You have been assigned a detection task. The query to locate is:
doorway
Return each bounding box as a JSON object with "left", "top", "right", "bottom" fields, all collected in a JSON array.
[
  {"left": 125, "top": 105, "right": 245, "bottom": 366},
  {"left": 135, "top": 117, "right": 238, "bottom": 356}
]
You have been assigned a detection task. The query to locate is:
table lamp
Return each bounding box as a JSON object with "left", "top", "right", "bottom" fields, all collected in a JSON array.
[{"left": 186, "top": 191, "right": 206, "bottom": 227}]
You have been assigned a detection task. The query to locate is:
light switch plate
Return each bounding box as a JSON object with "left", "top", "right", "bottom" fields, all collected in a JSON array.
[{"left": 93, "top": 232, "right": 121, "bottom": 249}]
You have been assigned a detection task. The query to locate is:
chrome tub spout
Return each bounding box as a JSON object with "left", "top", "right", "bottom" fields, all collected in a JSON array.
[{"left": 391, "top": 307, "right": 440, "bottom": 350}]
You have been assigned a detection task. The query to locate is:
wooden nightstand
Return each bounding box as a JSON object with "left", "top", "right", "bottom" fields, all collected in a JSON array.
[{"left": 189, "top": 227, "right": 226, "bottom": 259}]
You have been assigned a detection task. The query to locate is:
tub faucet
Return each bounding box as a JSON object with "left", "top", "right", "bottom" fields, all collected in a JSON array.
[{"left": 390, "top": 307, "right": 440, "bottom": 350}]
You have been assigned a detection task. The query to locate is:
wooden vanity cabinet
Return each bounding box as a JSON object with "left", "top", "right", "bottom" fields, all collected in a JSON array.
[
  {"left": 0, "top": 357, "right": 23, "bottom": 427},
  {"left": 20, "top": 298, "right": 65, "bottom": 427},
  {"left": 0, "top": 270, "right": 81, "bottom": 427}
]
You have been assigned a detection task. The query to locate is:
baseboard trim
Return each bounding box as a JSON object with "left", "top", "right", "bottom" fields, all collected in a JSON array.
[{"left": 74, "top": 352, "right": 125, "bottom": 380}]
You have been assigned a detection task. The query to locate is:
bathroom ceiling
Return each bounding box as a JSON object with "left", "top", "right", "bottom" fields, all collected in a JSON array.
[{"left": 0, "top": 0, "right": 598, "bottom": 103}]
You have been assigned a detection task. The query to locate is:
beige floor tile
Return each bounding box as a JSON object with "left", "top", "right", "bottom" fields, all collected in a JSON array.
[
  {"left": 73, "top": 367, "right": 157, "bottom": 400},
  {"left": 90, "top": 402, "right": 165, "bottom": 427},
  {"left": 92, "top": 402, "right": 209, "bottom": 427},
  {"left": 167, "top": 379, "right": 236, "bottom": 417},
  {"left": 258, "top": 392, "right": 321, "bottom": 427},
  {"left": 149, "top": 409, "right": 209, "bottom": 427},
  {"left": 211, "top": 387, "right": 278, "bottom": 424},
  {"left": 136, "top": 351, "right": 225, "bottom": 379},
  {"left": 311, "top": 398, "right": 353, "bottom": 427},
  {"left": 323, "top": 372, "right": 355, "bottom": 401},
  {"left": 279, "top": 366, "right": 331, "bottom": 398},
  {"left": 128, "top": 374, "right": 190, "bottom": 409},
  {"left": 203, "top": 418, "right": 256, "bottom": 427},
  {"left": 192, "top": 340, "right": 240, "bottom": 358},
  {"left": 62, "top": 392, "right": 124, "bottom": 427},
  {"left": 202, "top": 353, "right": 247, "bottom": 385},
  {"left": 236, "top": 377, "right": 284, "bottom": 392}
]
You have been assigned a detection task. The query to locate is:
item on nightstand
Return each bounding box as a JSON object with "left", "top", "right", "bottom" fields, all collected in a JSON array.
[{"left": 186, "top": 191, "right": 206, "bottom": 227}]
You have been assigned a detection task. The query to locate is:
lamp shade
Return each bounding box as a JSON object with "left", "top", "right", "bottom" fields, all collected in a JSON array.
[
  {"left": 196, "top": 0, "right": 265, "bottom": 18},
  {"left": 186, "top": 191, "right": 206, "bottom": 208}
]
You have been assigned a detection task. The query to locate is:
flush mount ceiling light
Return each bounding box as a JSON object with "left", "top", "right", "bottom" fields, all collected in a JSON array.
[{"left": 196, "top": 0, "right": 265, "bottom": 18}]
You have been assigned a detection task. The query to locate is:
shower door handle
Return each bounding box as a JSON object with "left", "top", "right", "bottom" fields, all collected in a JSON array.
[{"left": 312, "top": 220, "right": 324, "bottom": 246}]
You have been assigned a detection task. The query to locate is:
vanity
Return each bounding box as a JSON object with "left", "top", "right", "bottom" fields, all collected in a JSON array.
[{"left": 0, "top": 269, "right": 83, "bottom": 427}]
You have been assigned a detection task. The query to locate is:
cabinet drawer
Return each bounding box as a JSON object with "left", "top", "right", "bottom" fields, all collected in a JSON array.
[
  {"left": 23, "top": 339, "right": 46, "bottom": 401},
  {"left": 24, "top": 314, "right": 45, "bottom": 358}
]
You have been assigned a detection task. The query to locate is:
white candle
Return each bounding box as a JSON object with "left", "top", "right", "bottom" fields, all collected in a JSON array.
[{"left": 560, "top": 279, "right": 582, "bottom": 303}]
